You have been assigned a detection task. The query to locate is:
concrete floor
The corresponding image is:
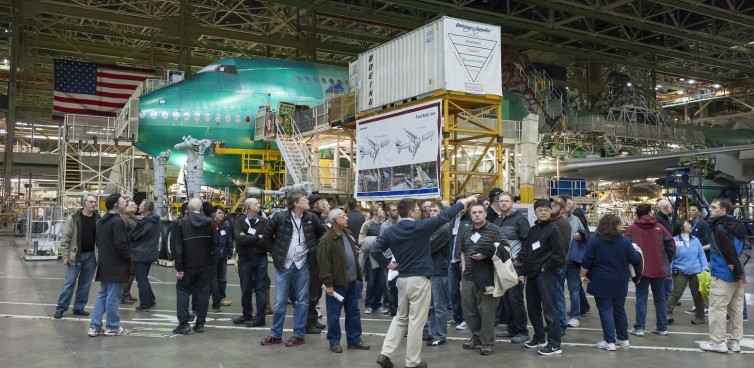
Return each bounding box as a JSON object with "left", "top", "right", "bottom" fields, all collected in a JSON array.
[{"left": 1, "top": 236, "right": 753, "bottom": 368}]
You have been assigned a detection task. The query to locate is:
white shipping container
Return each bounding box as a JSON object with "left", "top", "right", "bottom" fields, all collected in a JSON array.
[{"left": 356, "top": 16, "right": 502, "bottom": 113}]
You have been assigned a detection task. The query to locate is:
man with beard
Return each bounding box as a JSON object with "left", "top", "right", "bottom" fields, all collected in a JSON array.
[
  {"left": 459, "top": 203, "right": 510, "bottom": 355},
  {"left": 492, "top": 192, "right": 530, "bottom": 343}
]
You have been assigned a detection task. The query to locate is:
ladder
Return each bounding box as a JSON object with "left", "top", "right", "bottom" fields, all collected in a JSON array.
[{"left": 274, "top": 115, "right": 312, "bottom": 184}]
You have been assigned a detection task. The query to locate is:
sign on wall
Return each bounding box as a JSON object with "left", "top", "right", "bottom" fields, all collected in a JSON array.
[{"left": 355, "top": 100, "right": 442, "bottom": 200}]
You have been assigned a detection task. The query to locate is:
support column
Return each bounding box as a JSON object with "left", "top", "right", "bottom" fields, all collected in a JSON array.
[
  {"left": 520, "top": 114, "right": 539, "bottom": 203},
  {"left": 153, "top": 151, "right": 170, "bottom": 217},
  {"left": 3, "top": 1, "right": 20, "bottom": 210}
]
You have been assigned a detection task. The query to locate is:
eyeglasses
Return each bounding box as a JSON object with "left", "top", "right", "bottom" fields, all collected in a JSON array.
[{"left": 387, "top": 209, "right": 397, "bottom": 212}]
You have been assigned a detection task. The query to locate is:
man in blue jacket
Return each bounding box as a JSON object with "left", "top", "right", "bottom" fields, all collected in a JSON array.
[
  {"left": 701, "top": 199, "right": 749, "bottom": 353},
  {"left": 372, "top": 196, "right": 478, "bottom": 368}
]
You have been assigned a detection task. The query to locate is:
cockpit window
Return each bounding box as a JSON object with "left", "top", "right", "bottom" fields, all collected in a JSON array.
[{"left": 197, "top": 64, "right": 238, "bottom": 74}]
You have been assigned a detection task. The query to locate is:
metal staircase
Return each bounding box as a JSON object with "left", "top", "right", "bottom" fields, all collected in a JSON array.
[
  {"left": 274, "top": 116, "right": 312, "bottom": 184},
  {"left": 505, "top": 62, "right": 568, "bottom": 131}
]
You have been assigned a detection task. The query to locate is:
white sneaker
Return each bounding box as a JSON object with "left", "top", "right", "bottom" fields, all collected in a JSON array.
[
  {"left": 103, "top": 327, "right": 129, "bottom": 336},
  {"left": 567, "top": 318, "right": 580, "bottom": 328},
  {"left": 455, "top": 321, "right": 469, "bottom": 330},
  {"left": 727, "top": 341, "right": 741, "bottom": 353},
  {"left": 376, "top": 306, "right": 389, "bottom": 314},
  {"left": 87, "top": 327, "right": 101, "bottom": 337},
  {"left": 651, "top": 329, "right": 668, "bottom": 336},
  {"left": 596, "top": 341, "right": 616, "bottom": 351},
  {"left": 364, "top": 307, "right": 372, "bottom": 314},
  {"left": 628, "top": 328, "right": 644, "bottom": 337},
  {"left": 700, "top": 341, "right": 728, "bottom": 353},
  {"left": 616, "top": 339, "right": 630, "bottom": 347}
]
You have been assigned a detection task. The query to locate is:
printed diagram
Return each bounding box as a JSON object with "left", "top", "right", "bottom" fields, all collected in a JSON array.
[
  {"left": 395, "top": 128, "right": 435, "bottom": 159},
  {"left": 447, "top": 33, "right": 497, "bottom": 82},
  {"left": 359, "top": 136, "right": 391, "bottom": 163}
]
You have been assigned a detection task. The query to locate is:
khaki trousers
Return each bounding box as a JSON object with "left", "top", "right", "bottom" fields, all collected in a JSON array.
[
  {"left": 708, "top": 277, "right": 745, "bottom": 343},
  {"left": 380, "top": 276, "right": 431, "bottom": 367}
]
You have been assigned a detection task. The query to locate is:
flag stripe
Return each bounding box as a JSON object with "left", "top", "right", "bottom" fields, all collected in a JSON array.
[
  {"left": 98, "top": 71, "right": 153, "bottom": 81},
  {"left": 54, "top": 91, "right": 129, "bottom": 104},
  {"left": 54, "top": 95, "right": 127, "bottom": 109}
]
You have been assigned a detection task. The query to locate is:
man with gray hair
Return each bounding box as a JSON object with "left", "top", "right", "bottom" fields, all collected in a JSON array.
[
  {"left": 319, "top": 208, "right": 370, "bottom": 353},
  {"left": 54, "top": 194, "right": 100, "bottom": 319},
  {"left": 130, "top": 199, "right": 161, "bottom": 311}
]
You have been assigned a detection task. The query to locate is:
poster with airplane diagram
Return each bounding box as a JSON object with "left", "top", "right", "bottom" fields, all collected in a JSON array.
[{"left": 355, "top": 100, "right": 442, "bottom": 200}]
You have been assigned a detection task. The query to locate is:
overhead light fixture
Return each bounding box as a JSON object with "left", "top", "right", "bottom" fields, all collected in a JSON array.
[
  {"left": 713, "top": 84, "right": 721, "bottom": 88},
  {"left": 677, "top": 91, "right": 684, "bottom": 95},
  {"left": 679, "top": 78, "right": 685, "bottom": 81},
  {"left": 749, "top": 41, "right": 754, "bottom": 45},
  {"left": 657, "top": 84, "right": 663, "bottom": 88},
  {"left": 627, "top": 82, "right": 632, "bottom": 86},
  {"left": 688, "top": 79, "right": 696, "bottom": 84}
]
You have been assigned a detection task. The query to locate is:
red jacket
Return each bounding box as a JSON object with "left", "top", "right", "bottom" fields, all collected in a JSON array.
[{"left": 625, "top": 215, "right": 676, "bottom": 278}]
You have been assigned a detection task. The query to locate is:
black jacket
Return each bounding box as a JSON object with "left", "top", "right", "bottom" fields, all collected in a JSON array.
[
  {"left": 517, "top": 219, "right": 566, "bottom": 279},
  {"left": 174, "top": 211, "right": 214, "bottom": 271},
  {"left": 95, "top": 211, "right": 131, "bottom": 283},
  {"left": 263, "top": 209, "right": 326, "bottom": 271},
  {"left": 234, "top": 213, "right": 269, "bottom": 260},
  {"left": 459, "top": 221, "right": 510, "bottom": 287},
  {"left": 494, "top": 209, "right": 530, "bottom": 259},
  {"left": 655, "top": 212, "right": 673, "bottom": 235},
  {"left": 213, "top": 219, "right": 233, "bottom": 259},
  {"left": 429, "top": 223, "right": 452, "bottom": 276},
  {"left": 129, "top": 212, "right": 161, "bottom": 263}
]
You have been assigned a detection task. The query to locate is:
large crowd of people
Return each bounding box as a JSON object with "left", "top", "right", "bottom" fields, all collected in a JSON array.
[{"left": 51, "top": 190, "right": 751, "bottom": 366}]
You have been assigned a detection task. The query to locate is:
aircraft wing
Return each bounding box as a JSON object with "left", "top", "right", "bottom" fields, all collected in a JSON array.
[{"left": 538, "top": 144, "right": 754, "bottom": 180}]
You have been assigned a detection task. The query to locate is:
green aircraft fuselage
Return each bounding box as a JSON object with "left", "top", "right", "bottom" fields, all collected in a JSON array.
[{"left": 137, "top": 57, "right": 349, "bottom": 187}]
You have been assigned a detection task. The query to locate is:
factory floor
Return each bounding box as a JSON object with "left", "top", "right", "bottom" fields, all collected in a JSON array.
[{"left": 1, "top": 236, "right": 753, "bottom": 368}]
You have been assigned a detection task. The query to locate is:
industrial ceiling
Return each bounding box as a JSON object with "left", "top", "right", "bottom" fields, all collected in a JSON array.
[{"left": 0, "top": 0, "right": 753, "bottom": 122}]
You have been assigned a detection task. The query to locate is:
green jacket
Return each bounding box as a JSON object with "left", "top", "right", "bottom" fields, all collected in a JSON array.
[
  {"left": 318, "top": 227, "right": 362, "bottom": 288},
  {"left": 59, "top": 209, "right": 101, "bottom": 265}
]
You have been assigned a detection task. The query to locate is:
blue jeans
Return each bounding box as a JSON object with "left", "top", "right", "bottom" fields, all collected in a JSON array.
[
  {"left": 525, "top": 271, "right": 561, "bottom": 348},
  {"left": 56, "top": 252, "right": 96, "bottom": 312},
  {"left": 425, "top": 276, "right": 448, "bottom": 340},
  {"left": 664, "top": 278, "right": 672, "bottom": 300},
  {"left": 238, "top": 256, "right": 270, "bottom": 319},
  {"left": 556, "top": 267, "right": 567, "bottom": 330},
  {"left": 595, "top": 296, "right": 628, "bottom": 343},
  {"left": 365, "top": 265, "right": 385, "bottom": 309},
  {"left": 565, "top": 264, "right": 582, "bottom": 320},
  {"left": 177, "top": 266, "right": 211, "bottom": 325},
  {"left": 90, "top": 282, "right": 123, "bottom": 330},
  {"left": 448, "top": 262, "right": 463, "bottom": 323},
  {"left": 271, "top": 262, "right": 309, "bottom": 339},
  {"left": 634, "top": 276, "right": 668, "bottom": 331},
  {"left": 326, "top": 281, "right": 362, "bottom": 346},
  {"left": 133, "top": 262, "right": 155, "bottom": 308}
]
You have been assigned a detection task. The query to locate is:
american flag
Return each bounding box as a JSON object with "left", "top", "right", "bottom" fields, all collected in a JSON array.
[{"left": 53, "top": 59, "right": 155, "bottom": 119}]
